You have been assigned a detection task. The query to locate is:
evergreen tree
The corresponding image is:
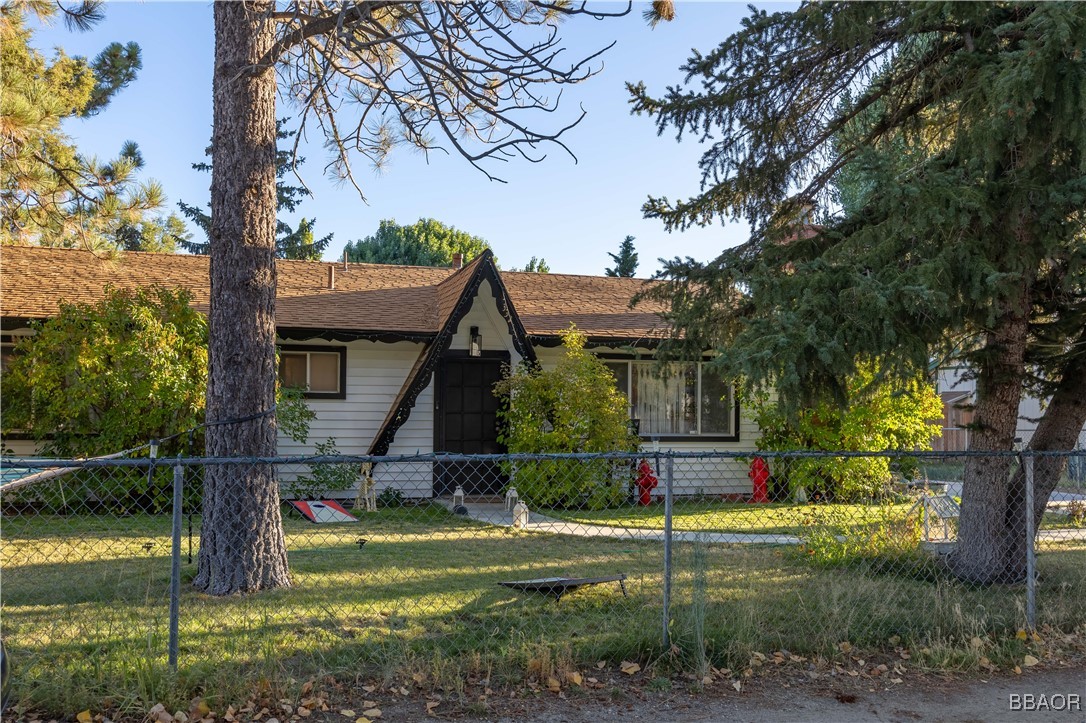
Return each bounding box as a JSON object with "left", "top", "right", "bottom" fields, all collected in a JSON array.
[
  {"left": 631, "top": 3, "right": 1086, "bottom": 584},
  {"left": 200, "top": 1, "right": 627, "bottom": 594},
  {"left": 343, "top": 218, "right": 490, "bottom": 267},
  {"left": 177, "top": 121, "right": 331, "bottom": 261},
  {"left": 605, "top": 235, "right": 638, "bottom": 277},
  {"left": 0, "top": 3, "right": 183, "bottom": 251},
  {"left": 515, "top": 256, "right": 550, "bottom": 273}
]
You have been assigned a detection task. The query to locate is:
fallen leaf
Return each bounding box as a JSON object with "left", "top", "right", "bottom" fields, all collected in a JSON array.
[
  {"left": 1016, "top": 629, "right": 1028, "bottom": 641},
  {"left": 338, "top": 712, "right": 355, "bottom": 718},
  {"left": 620, "top": 661, "right": 640, "bottom": 675},
  {"left": 888, "top": 635, "right": 901, "bottom": 645},
  {"left": 565, "top": 671, "right": 583, "bottom": 687},
  {"left": 732, "top": 680, "right": 741, "bottom": 692},
  {"left": 190, "top": 700, "right": 211, "bottom": 719},
  {"left": 546, "top": 677, "right": 561, "bottom": 692},
  {"left": 362, "top": 686, "right": 376, "bottom": 694},
  {"left": 596, "top": 661, "right": 606, "bottom": 670},
  {"left": 77, "top": 712, "right": 93, "bottom": 723},
  {"left": 1023, "top": 655, "right": 1039, "bottom": 667},
  {"left": 301, "top": 681, "right": 314, "bottom": 696},
  {"left": 970, "top": 636, "right": 984, "bottom": 649},
  {"left": 355, "top": 718, "right": 371, "bottom": 723},
  {"left": 1014, "top": 665, "right": 1022, "bottom": 675},
  {"left": 701, "top": 676, "right": 713, "bottom": 685},
  {"left": 838, "top": 642, "right": 852, "bottom": 653},
  {"left": 425, "top": 701, "right": 439, "bottom": 715},
  {"left": 297, "top": 707, "right": 311, "bottom": 718},
  {"left": 412, "top": 673, "right": 425, "bottom": 685},
  {"left": 362, "top": 709, "right": 381, "bottom": 720},
  {"left": 361, "top": 702, "right": 377, "bottom": 709}
]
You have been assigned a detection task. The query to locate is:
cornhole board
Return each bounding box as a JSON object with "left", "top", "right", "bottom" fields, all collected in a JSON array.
[
  {"left": 288, "top": 500, "right": 358, "bottom": 524},
  {"left": 499, "top": 574, "right": 627, "bottom": 602}
]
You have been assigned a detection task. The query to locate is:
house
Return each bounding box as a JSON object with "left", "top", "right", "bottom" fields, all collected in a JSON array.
[{"left": 0, "top": 246, "right": 761, "bottom": 498}]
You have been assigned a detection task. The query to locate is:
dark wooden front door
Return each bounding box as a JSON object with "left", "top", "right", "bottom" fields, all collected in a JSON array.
[{"left": 435, "top": 356, "right": 507, "bottom": 496}]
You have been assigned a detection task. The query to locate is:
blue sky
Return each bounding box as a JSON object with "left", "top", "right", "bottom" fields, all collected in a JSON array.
[{"left": 31, "top": 2, "right": 789, "bottom": 276}]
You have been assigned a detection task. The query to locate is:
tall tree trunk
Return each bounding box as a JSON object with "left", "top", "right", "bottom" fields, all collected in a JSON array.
[
  {"left": 948, "top": 304, "right": 1028, "bottom": 585},
  {"left": 194, "top": 0, "right": 290, "bottom": 594},
  {"left": 1021, "top": 330, "right": 1086, "bottom": 535}
]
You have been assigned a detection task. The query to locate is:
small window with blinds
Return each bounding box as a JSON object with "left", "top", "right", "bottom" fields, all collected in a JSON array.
[{"left": 278, "top": 346, "right": 346, "bottom": 399}]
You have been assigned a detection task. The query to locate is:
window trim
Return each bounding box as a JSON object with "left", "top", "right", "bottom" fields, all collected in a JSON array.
[
  {"left": 278, "top": 344, "right": 347, "bottom": 399},
  {"left": 603, "top": 357, "right": 740, "bottom": 442}
]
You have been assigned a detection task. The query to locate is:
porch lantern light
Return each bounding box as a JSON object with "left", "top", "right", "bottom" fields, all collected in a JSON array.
[
  {"left": 469, "top": 326, "right": 482, "bottom": 357},
  {"left": 453, "top": 484, "right": 466, "bottom": 508}
]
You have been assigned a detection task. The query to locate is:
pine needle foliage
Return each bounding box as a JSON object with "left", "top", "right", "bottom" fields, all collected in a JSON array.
[{"left": 0, "top": 3, "right": 183, "bottom": 251}]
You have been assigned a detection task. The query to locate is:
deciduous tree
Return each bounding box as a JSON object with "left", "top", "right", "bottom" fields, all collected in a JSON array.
[
  {"left": 343, "top": 217, "right": 489, "bottom": 266},
  {"left": 0, "top": 286, "right": 207, "bottom": 459},
  {"left": 631, "top": 3, "right": 1086, "bottom": 584}
]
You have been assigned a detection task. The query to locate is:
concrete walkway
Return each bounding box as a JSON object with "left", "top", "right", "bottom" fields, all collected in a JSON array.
[
  {"left": 437, "top": 500, "right": 802, "bottom": 545},
  {"left": 437, "top": 499, "right": 1086, "bottom": 545}
]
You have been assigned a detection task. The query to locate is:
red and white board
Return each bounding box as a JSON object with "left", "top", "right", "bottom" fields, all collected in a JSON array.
[{"left": 289, "top": 499, "right": 358, "bottom": 524}]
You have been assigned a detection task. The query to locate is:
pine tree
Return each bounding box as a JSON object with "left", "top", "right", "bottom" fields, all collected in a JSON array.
[
  {"left": 0, "top": 3, "right": 183, "bottom": 251},
  {"left": 343, "top": 218, "right": 489, "bottom": 266},
  {"left": 632, "top": 3, "right": 1086, "bottom": 584},
  {"left": 199, "top": 2, "right": 627, "bottom": 594},
  {"left": 516, "top": 257, "right": 550, "bottom": 273},
  {"left": 178, "top": 121, "right": 331, "bottom": 261},
  {"left": 605, "top": 235, "right": 638, "bottom": 277}
]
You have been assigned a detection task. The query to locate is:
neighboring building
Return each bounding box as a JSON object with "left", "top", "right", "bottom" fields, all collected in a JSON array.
[
  {"left": 934, "top": 367, "right": 1086, "bottom": 451},
  {"left": 0, "top": 246, "right": 760, "bottom": 498}
]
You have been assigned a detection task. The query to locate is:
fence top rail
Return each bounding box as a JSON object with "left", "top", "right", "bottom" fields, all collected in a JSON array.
[{"left": 2, "top": 448, "right": 1082, "bottom": 472}]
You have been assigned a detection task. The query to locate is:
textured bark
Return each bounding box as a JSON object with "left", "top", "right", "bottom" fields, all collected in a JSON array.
[
  {"left": 948, "top": 306, "right": 1029, "bottom": 585},
  {"left": 1024, "top": 333, "right": 1086, "bottom": 528},
  {"left": 194, "top": 0, "right": 290, "bottom": 594}
]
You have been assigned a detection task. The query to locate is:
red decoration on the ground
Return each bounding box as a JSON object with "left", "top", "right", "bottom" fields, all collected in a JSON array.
[
  {"left": 748, "top": 457, "right": 770, "bottom": 503},
  {"left": 636, "top": 459, "right": 658, "bottom": 506}
]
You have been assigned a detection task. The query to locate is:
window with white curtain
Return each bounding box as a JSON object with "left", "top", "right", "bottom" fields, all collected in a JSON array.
[{"left": 604, "top": 360, "right": 736, "bottom": 438}]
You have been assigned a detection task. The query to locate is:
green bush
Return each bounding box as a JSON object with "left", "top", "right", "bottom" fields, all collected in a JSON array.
[
  {"left": 495, "top": 326, "right": 639, "bottom": 509},
  {"left": 284, "top": 437, "right": 357, "bottom": 499},
  {"left": 797, "top": 504, "right": 932, "bottom": 579},
  {"left": 754, "top": 363, "right": 943, "bottom": 501}
]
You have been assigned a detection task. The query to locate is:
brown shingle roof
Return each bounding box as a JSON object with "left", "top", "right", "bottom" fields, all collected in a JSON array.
[{"left": 0, "top": 246, "right": 668, "bottom": 340}]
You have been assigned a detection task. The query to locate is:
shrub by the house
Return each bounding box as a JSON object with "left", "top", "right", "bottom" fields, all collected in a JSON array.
[{"left": 495, "top": 326, "right": 639, "bottom": 509}]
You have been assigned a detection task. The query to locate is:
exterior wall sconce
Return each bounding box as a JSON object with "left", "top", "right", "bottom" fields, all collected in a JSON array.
[{"left": 469, "top": 326, "right": 482, "bottom": 357}]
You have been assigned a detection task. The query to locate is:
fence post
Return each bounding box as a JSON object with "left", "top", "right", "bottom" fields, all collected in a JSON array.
[
  {"left": 169, "top": 464, "right": 183, "bottom": 671},
  {"left": 662, "top": 455, "right": 674, "bottom": 650},
  {"left": 1024, "top": 453, "right": 1036, "bottom": 631}
]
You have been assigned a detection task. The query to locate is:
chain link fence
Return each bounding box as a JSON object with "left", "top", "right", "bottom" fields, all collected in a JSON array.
[{"left": 1, "top": 450, "right": 1084, "bottom": 708}]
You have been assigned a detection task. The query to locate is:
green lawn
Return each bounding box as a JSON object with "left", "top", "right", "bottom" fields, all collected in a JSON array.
[
  {"left": 546, "top": 500, "right": 914, "bottom": 535},
  {"left": 546, "top": 499, "right": 1085, "bottom": 535},
  {"left": 2, "top": 503, "right": 1084, "bottom": 715}
]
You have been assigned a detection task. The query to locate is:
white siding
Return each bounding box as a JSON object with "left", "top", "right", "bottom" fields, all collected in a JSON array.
[
  {"left": 3, "top": 439, "right": 42, "bottom": 457},
  {"left": 447, "top": 279, "right": 524, "bottom": 364},
  {"left": 277, "top": 285, "right": 524, "bottom": 499}
]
